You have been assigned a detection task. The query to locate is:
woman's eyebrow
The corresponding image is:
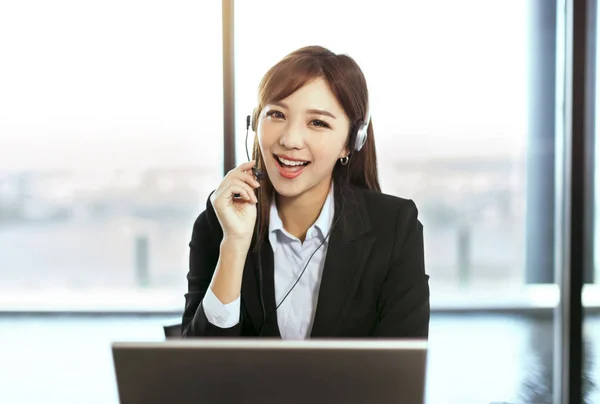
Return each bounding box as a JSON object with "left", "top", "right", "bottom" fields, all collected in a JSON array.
[
  {"left": 305, "top": 109, "right": 337, "bottom": 119},
  {"left": 271, "top": 101, "right": 337, "bottom": 120}
]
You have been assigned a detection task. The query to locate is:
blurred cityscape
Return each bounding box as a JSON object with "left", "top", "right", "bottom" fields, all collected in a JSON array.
[
  {"left": 0, "top": 168, "right": 215, "bottom": 224},
  {"left": 0, "top": 157, "right": 525, "bottom": 292}
]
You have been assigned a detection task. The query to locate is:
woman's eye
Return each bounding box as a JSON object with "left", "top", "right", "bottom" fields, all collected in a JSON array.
[
  {"left": 311, "top": 119, "right": 330, "bottom": 128},
  {"left": 266, "top": 110, "right": 284, "bottom": 119}
]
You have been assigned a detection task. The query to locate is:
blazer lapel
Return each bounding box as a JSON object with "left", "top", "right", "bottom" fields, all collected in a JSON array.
[
  {"left": 241, "top": 240, "right": 282, "bottom": 337},
  {"left": 310, "top": 184, "right": 375, "bottom": 337}
]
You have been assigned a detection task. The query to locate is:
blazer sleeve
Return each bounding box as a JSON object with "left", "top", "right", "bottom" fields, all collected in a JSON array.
[
  {"left": 181, "top": 194, "right": 244, "bottom": 337},
  {"left": 372, "top": 200, "right": 430, "bottom": 338}
]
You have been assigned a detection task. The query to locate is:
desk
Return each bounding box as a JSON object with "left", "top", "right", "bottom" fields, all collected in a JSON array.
[{"left": 0, "top": 314, "right": 598, "bottom": 403}]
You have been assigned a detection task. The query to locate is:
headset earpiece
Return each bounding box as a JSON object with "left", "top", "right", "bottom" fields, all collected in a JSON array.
[{"left": 352, "top": 108, "right": 370, "bottom": 152}]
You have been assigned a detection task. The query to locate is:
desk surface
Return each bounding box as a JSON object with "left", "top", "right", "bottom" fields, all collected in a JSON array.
[{"left": 0, "top": 314, "right": 598, "bottom": 404}]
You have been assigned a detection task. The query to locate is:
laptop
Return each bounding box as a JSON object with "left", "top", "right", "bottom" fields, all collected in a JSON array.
[{"left": 112, "top": 339, "right": 428, "bottom": 404}]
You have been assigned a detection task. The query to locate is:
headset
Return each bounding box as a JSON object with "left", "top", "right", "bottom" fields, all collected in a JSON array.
[{"left": 244, "top": 106, "right": 370, "bottom": 336}]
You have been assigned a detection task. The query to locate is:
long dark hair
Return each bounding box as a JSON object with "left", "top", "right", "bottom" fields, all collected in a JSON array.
[{"left": 251, "top": 45, "right": 380, "bottom": 244}]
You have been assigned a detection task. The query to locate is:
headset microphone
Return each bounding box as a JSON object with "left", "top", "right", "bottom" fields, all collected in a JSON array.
[
  {"left": 246, "top": 115, "right": 264, "bottom": 180},
  {"left": 233, "top": 115, "right": 264, "bottom": 201}
]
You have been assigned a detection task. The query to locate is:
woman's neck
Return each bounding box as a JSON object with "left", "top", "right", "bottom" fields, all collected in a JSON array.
[{"left": 276, "top": 179, "right": 332, "bottom": 242}]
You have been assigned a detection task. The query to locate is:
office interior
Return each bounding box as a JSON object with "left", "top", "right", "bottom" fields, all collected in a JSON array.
[{"left": 0, "top": 1, "right": 597, "bottom": 403}]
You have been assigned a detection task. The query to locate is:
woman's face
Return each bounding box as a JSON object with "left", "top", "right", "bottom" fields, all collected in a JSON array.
[{"left": 257, "top": 77, "right": 351, "bottom": 199}]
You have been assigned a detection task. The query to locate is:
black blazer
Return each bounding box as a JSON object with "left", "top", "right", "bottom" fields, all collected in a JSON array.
[{"left": 181, "top": 182, "right": 430, "bottom": 339}]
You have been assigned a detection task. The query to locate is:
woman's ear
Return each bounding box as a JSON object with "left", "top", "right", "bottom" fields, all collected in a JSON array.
[{"left": 338, "top": 145, "right": 350, "bottom": 159}]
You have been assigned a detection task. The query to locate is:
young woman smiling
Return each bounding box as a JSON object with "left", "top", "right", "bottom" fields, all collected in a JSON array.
[{"left": 182, "top": 45, "right": 430, "bottom": 339}]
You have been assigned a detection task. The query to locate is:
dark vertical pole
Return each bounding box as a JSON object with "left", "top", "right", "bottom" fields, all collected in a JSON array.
[
  {"left": 526, "top": 0, "right": 557, "bottom": 284},
  {"left": 222, "top": 0, "right": 236, "bottom": 174},
  {"left": 584, "top": 0, "right": 597, "bottom": 285},
  {"left": 554, "top": 0, "right": 588, "bottom": 402}
]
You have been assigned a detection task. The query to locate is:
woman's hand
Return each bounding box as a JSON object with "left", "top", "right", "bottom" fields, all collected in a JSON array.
[{"left": 210, "top": 161, "right": 261, "bottom": 249}]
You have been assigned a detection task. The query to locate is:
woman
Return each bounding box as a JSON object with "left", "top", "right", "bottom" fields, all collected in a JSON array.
[{"left": 182, "top": 45, "right": 430, "bottom": 339}]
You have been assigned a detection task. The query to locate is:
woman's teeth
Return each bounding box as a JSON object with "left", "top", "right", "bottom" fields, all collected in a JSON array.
[{"left": 277, "top": 156, "right": 309, "bottom": 166}]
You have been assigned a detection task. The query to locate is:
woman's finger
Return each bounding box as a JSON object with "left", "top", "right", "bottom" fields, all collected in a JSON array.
[
  {"left": 226, "top": 181, "right": 257, "bottom": 203},
  {"left": 230, "top": 168, "right": 261, "bottom": 188},
  {"left": 233, "top": 160, "right": 256, "bottom": 173}
]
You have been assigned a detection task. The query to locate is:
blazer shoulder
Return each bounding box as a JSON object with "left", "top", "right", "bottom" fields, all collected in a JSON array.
[{"left": 358, "top": 187, "right": 419, "bottom": 222}]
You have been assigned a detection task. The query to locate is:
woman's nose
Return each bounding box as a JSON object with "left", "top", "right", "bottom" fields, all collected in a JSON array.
[{"left": 278, "top": 121, "right": 305, "bottom": 149}]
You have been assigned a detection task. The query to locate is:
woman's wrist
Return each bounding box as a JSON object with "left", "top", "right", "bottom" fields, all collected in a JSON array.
[
  {"left": 220, "top": 236, "right": 252, "bottom": 257},
  {"left": 211, "top": 238, "right": 249, "bottom": 304}
]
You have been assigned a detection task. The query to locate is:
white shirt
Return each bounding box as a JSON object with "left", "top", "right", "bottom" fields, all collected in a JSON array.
[{"left": 202, "top": 183, "right": 334, "bottom": 339}]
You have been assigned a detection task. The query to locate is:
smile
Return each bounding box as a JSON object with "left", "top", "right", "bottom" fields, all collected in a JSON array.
[{"left": 274, "top": 154, "right": 311, "bottom": 179}]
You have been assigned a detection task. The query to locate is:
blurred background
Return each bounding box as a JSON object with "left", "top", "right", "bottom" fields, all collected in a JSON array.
[{"left": 0, "top": 0, "right": 598, "bottom": 403}]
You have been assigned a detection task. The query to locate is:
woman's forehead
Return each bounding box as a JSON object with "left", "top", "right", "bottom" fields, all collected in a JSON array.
[{"left": 272, "top": 78, "right": 345, "bottom": 116}]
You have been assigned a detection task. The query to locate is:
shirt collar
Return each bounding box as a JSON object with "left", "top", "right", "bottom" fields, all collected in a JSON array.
[{"left": 268, "top": 182, "right": 335, "bottom": 251}]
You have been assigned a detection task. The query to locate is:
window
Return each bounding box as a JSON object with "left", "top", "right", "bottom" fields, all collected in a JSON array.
[{"left": 0, "top": 0, "right": 223, "bottom": 308}]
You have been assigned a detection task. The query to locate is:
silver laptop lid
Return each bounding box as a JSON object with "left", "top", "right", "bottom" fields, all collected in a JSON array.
[{"left": 112, "top": 339, "right": 428, "bottom": 404}]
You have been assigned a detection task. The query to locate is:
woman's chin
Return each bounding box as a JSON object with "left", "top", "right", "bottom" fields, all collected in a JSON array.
[
  {"left": 267, "top": 165, "right": 333, "bottom": 200},
  {"left": 271, "top": 180, "right": 305, "bottom": 198},
  {"left": 264, "top": 166, "right": 304, "bottom": 196}
]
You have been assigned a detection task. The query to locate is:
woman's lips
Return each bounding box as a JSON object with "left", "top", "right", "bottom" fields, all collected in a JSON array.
[{"left": 274, "top": 154, "right": 310, "bottom": 179}]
